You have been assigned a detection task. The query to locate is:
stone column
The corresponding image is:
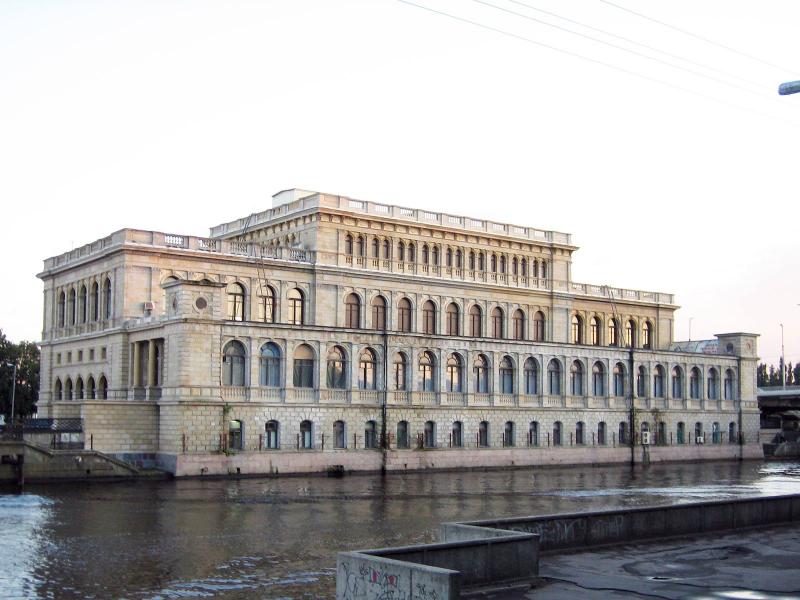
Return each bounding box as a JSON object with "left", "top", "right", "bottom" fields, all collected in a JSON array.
[
  {"left": 132, "top": 342, "right": 141, "bottom": 388},
  {"left": 147, "top": 339, "right": 157, "bottom": 387}
]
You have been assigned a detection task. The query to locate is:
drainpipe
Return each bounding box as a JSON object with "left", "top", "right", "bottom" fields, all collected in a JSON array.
[
  {"left": 381, "top": 329, "right": 389, "bottom": 475},
  {"left": 737, "top": 356, "right": 743, "bottom": 460},
  {"left": 629, "top": 345, "right": 635, "bottom": 467}
]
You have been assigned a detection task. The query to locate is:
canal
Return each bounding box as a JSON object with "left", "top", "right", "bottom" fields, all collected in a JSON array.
[{"left": 2, "top": 460, "right": 799, "bottom": 599}]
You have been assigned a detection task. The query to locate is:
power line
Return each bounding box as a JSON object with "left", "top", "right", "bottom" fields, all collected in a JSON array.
[
  {"left": 395, "top": 0, "right": 800, "bottom": 128},
  {"left": 598, "top": 0, "right": 800, "bottom": 77}
]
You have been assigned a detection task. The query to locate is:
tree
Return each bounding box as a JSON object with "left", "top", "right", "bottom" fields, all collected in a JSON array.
[{"left": 0, "top": 329, "right": 40, "bottom": 422}]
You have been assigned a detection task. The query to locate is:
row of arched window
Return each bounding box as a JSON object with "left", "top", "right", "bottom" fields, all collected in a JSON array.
[
  {"left": 222, "top": 340, "right": 738, "bottom": 400},
  {"left": 226, "top": 283, "right": 304, "bottom": 324},
  {"left": 572, "top": 315, "right": 654, "bottom": 349},
  {"left": 226, "top": 418, "right": 739, "bottom": 451},
  {"left": 54, "top": 375, "right": 108, "bottom": 400},
  {"left": 57, "top": 278, "right": 113, "bottom": 328},
  {"left": 343, "top": 234, "right": 549, "bottom": 278}
]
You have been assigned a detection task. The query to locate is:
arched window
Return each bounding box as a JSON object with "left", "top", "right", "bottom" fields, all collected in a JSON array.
[
  {"left": 469, "top": 251, "right": 475, "bottom": 270},
  {"left": 58, "top": 291, "right": 66, "bottom": 327},
  {"left": 690, "top": 367, "right": 701, "bottom": 399},
  {"left": 358, "top": 348, "right": 377, "bottom": 390},
  {"left": 393, "top": 352, "right": 407, "bottom": 390},
  {"left": 532, "top": 259, "right": 539, "bottom": 278},
  {"left": 478, "top": 252, "right": 485, "bottom": 271},
  {"left": 293, "top": 344, "right": 315, "bottom": 388},
  {"left": 365, "top": 420, "right": 378, "bottom": 448},
  {"left": 499, "top": 356, "right": 514, "bottom": 394},
  {"left": 533, "top": 311, "right": 545, "bottom": 341},
  {"left": 520, "top": 257, "right": 527, "bottom": 277},
  {"left": 332, "top": 420, "right": 346, "bottom": 449},
  {"left": 553, "top": 421, "right": 562, "bottom": 446},
  {"left": 548, "top": 359, "right": 562, "bottom": 395},
  {"left": 571, "top": 315, "right": 583, "bottom": 344},
  {"left": 326, "top": 346, "right": 347, "bottom": 389},
  {"left": 724, "top": 369, "right": 735, "bottom": 400},
  {"left": 677, "top": 422, "right": 686, "bottom": 444},
  {"left": 653, "top": 365, "right": 665, "bottom": 397},
  {"left": 478, "top": 421, "right": 490, "bottom": 447},
  {"left": 260, "top": 286, "right": 276, "bottom": 323},
  {"left": 613, "top": 363, "right": 625, "bottom": 397},
  {"left": 590, "top": 317, "right": 600, "bottom": 345},
  {"left": 728, "top": 422, "right": 737, "bottom": 444},
  {"left": 469, "top": 305, "right": 483, "bottom": 337},
  {"left": 625, "top": 319, "right": 636, "bottom": 347},
  {"left": 636, "top": 365, "right": 646, "bottom": 397},
  {"left": 431, "top": 246, "right": 439, "bottom": 266},
  {"left": 491, "top": 307, "right": 504, "bottom": 339},
  {"left": 397, "top": 241, "right": 405, "bottom": 261},
  {"left": 345, "top": 234, "right": 353, "bottom": 255},
  {"left": 356, "top": 235, "right": 365, "bottom": 257},
  {"left": 446, "top": 353, "right": 463, "bottom": 392},
  {"left": 371, "top": 237, "right": 379, "bottom": 258},
  {"left": 451, "top": 421, "right": 463, "bottom": 447},
  {"left": 499, "top": 255, "right": 506, "bottom": 274},
  {"left": 422, "top": 244, "right": 430, "bottom": 265},
  {"left": 228, "top": 420, "right": 243, "bottom": 451},
  {"left": 408, "top": 243, "right": 416, "bottom": 262},
  {"left": 511, "top": 257, "right": 518, "bottom": 275},
  {"left": 64, "top": 378, "right": 73, "bottom": 401},
  {"left": 592, "top": 362, "right": 605, "bottom": 396},
  {"left": 371, "top": 295, "right": 387, "bottom": 331},
  {"left": 712, "top": 421, "right": 721, "bottom": 444},
  {"left": 642, "top": 321, "right": 653, "bottom": 349},
  {"left": 694, "top": 422, "right": 703, "bottom": 443},
  {"left": 398, "top": 297, "right": 412, "bottom": 332},
  {"left": 97, "top": 376, "right": 107, "bottom": 399},
  {"left": 455, "top": 249, "right": 462, "bottom": 268},
  {"left": 422, "top": 300, "right": 436, "bottom": 335},
  {"left": 446, "top": 248, "right": 453, "bottom": 267},
  {"left": 300, "top": 420, "right": 313, "bottom": 449},
  {"left": 86, "top": 376, "right": 95, "bottom": 400},
  {"left": 79, "top": 284, "right": 88, "bottom": 323},
  {"left": 529, "top": 421, "right": 539, "bottom": 446},
  {"left": 259, "top": 343, "right": 281, "bottom": 387},
  {"left": 423, "top": 421, "right": 436, "bottom": 448},
  {"left": 223, "top": 341, "right": 246, "bottom": 386},
  {"left": 418, "top": 351, "right": 436, "bottom": 391},
  {"left": 396, "top": 420, "right": 409, "bottom": 449},
  {"left": 524, "top": 358, "right": 538, "bottom": 395},
  {"left": 570, "top": 360, "right": 584, "bottom": 396},
  {"left": 707, "top": 368, "right": 719, "bottom": 400},
  {"left": 657, "top": 421, "right": 666, "bottom": 446},
  {"left": 288, "top": 288, "right": 304, "bottom": 325},
  {"left": 598, "top": 422, "right": 607, "bottom": 445},
  {"left": 608, "top": 319, "right": 619, "bottom": 347},
  {"left": 345, "top": 293, "right": 361, "bottom": 328},
  {"left": 446, "top": 303, "right": 460, "bottom": 336},
  {"left": 504, "top": 421, "right": 515, "bottom": 447},
  {"left": 227, "top": 283, "right": 245, "bottom": 321},
  {"left": 512, "top": 309, "right": 525, "bottom": 340},
  {"left": 473, "top": 354, "right": 489, "bottom": 393},
  {"left": 68, "top": 288, "right": 76, "bottom": 325},
  {"left": 103, "top": 277, "right": 112, "bottom": 320},
  {"left": 54, "top": 378, "right": 62, "bottom": 401},
  {"left": 619, "top": 421, "right": 629, "bottom": 445},
  {"left": 490, "top": 254, "right": 497, "bottom": 272},
  {"left": 266, "top": 420, "right": 280, "bottom": 449},
  {"left": 91, "top": 282, "right": 99, "bottom": 321},
  {"left": 576, "top": 421, "right": 585, "bottom": 445},
  {"left": 75, "top": 377, "right": 84, "bottom": 400},
  {"left": 383, "top": 239, "right": 391, "bottom": 260},
  {"left": 541, "top": 260, "right": 547, "bottom": 278},
  {"left": 672, "top": 367, "right": 683, "bottom": 399}
]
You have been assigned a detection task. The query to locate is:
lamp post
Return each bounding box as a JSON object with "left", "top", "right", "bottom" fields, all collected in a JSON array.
[
  {"left": 5, "top": 362, "right": 17, "bottom": 428},
  {"left": 780, "top": 324, "right": 785, "bottom": 388},
  {"left": 779, "top": 81, "right": 800, "bottom": 95}
]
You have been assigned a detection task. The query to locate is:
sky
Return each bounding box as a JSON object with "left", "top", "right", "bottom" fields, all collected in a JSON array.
[{"left": 1, "top": 0, "right": 798, "bottom": 368}]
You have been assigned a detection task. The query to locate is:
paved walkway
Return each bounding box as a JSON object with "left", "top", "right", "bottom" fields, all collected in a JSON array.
[{"left": 523, "top": 524, "right": 800, "bottom": 599}]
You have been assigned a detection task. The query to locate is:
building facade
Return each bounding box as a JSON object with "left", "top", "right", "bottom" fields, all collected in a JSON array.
[{"left": 36, "top": 189, "right": 762, "bottom": 475}]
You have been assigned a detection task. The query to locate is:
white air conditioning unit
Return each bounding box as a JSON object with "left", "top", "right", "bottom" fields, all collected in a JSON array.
[
  {"left": 641, "top": 432, "right": 651, "bottom": 445},
  {"left": 143, "top": 301, "right": 155, "bottom": 312},
  {"left": 696, "top": 436, "right": 705, "bottom": 444}
]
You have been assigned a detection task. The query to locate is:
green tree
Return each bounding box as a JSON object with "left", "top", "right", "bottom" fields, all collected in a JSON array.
[{"left": 0, "top": 329, "right": 40, "bottom": 423}]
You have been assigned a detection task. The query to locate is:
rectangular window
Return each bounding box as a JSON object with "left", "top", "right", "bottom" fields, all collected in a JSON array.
[
  {"left": 101, "top": 347, "right": 107, "bottom": 359},
  {"left": 67, "top": 352, "right": 72, "bottom": 363},
  {"left": 78, "top": 350, "right": 83, "bottom": 362},
  {"left": 89, "top": 349, "right": 95, "bottom": 361},
  {"left": 56, "top": 353, "right": 61, "bottom": 364}
]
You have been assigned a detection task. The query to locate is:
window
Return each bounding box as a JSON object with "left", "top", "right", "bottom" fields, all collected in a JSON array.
[
  {"left": 529, "top": 421, "right": 539, "bottom": 446},
  {"left": 642, "top": 321, "right": 653, "bottom": 349},
  {"left": 345, "top": 293, "right": 361, "bottom": 328},
  {"left": 694, "top": 422, "right": 703, "bottom": 443},
  {"left": 422, "top": 300, "right": 436, "bottom": 334},
  {"left": 79, "top": 284, "right": 87, "bottom": 323},
  {"left": 511, "top": 257, "right": 518, "bottom": 275},
  {"left": 398, "top": 298, "right": 412, "bottom": 332},
  {"left": 103, "top": 278, "right": 112, "bottom": 319},
  {"left": 520, "top": 257, "right": 527, "bottom": 276},
  {"left": 408, "top": 243, "right": 416, "bottom": 262},
  {"left": 689, "top": 367, "right": 701, "bottom": 399},
  {"left": 78, "top": 350, "right": 83, "bottom": 362},
  {"left": 590, "top": 317, "right": 600, "bottom": 345},
  {"left": 432, "top": 246, "right": 439, "bottom": 266},
  {"left": 396, "top": 421, "right": 410, "bottom": 449},
  {"left": 91, "top": 282, "right": 99, "bottom": 322},
  {"left": 499, "top": 255, "right": 506, "bottom": 273},
  {"left": 266, "top": 420, "right": 280, "bottom": 449},
  {"left": 327, "top": 346, "right": 347, "bottom": 389},
  {"left": 259, "top": 343, "right": 281, "bottom": 387},
  {"left": 707, "top": 368, "right": 719, "bottom": 400},
  {"left": 619, "top": 422, "right": 629, "bottom": 445},
  {"left": 68, "top": 288, "right": 76, "bottom": 325},
  {"left": 503, "top": 421, "right": 515, "bottom": 447},
  {"left": 422, "top": 244, "right": 430, "bottom": 265},
  {"left": 333, "top": 420, "right": 346, "bottom": 449},
  {"left": 54, "top": 378, "right": 62, "bottom": 400},
  {"left": 260, "top": 287, "right": 276, "bottom": 323},
  {"left": 491, "top": 307, "right": 504, "bottom": 339},
  {"left": 101, "top": 347, "right": 107, "bottom": 359},
  {"left": 222, "top": 341, "right": 246, "bottom": 386},
  {"left": 592, "top": 362, "right": 605, "bottom": 396},
  {"left": 533, "top": 311, "right": 545, "bottom": 341},
  {"left": 728, "top": 422, "right": 737, "bottom": 444},
  {"left": 653, "top": 365, "right": 665, "bottom": 397},
  {"left": 288, "top": 288, "right": 304, "bottom": 325},
  {"left": 345, "top": 234, "right": 353, "bottom": 255},
  {"left": 372, "top": 296, "right": 387, "bottom": 330},
  {"left": 65, "top": 378, "right": 73, "bottom": 400},
  {"left": 358, "top": 348, "right": 376, "bottom": 390},
  {"left": 300, "top": 420, "right": 313, "bottom": 449},
  {"left": 570, "top": 360, "right": 584, "bottom": 396},
  {"left": 227, "top": 283, "right": 245, "bottom": 321},
  {"left": 398, "top": 241, "right": 405, "bottom": 261},
  {"left": 608, "top": 319, "right": 619, "bottom": 346},
  {"left": 478, "top": 252, "right": 485, "bottom": 271},
  {"left": 712, "top": 422, "right": 721, "bottom": 444},
  {"left": 356, "top": 235, "right": 365, "bottom": 257},
  {"left": 724, "top": 369, "right": 735, "bottom": 400},
  {"left": 490, "top": 254, "right": 497, "bottom": 272},
  {"left": 418, "top": 351, "right": 435, "bottom": 391},
  {"left": 423, "top": 421, "right": 436, "bottom": 448},
  {"left": 89, "top": 349, "right": 95, "bottom": 361},
  {"left": 293, "top": 344, "right": 315, "bottom": 388},
  {"left": 478, "top": 421, "right": 490, "bottom": 447},
  {"left": 598, "top": 422, "right": 607, "bottom": 445},
  {"left": 625, "top": 320, "right": 636, "bottom": 347},
  {"left": 576, "top": 421, "right": 585, "bottom": 445},
  {"left": 382, "top": 239, "right": 390, "bottom": 259},
  {"left": 228, "top": 420, "right": 243, "bottom": 451},
  {"left": 446, "top": 303, "right": 460, "bottom": 336},
  {"left": 636, "top": 366, "right": 646, "bottom": 397},
  {"left": 469, "top": 305, "right": 483, "bottom": 337},
  {"left": 365, "top": 420, "right": 378, "bottom": 448},
  {"left": 499, "top": 356, "right": 514, "bottom": 394},
  {"left": 672, "top": 367, "right": 683, "bottom": 398},
  {"left": 548, "top": 359, "right": 561, "bottom": 395},
  {"left": 394, "top": 352, "right": 407, "bottom": 390},
  {"left": 658, "top": 421, "right": 666, "bottom": 445},
  {"left": 371, "top": 237, "right": 379, "bottom": 258},
  {"left": 473, "top": 354, "right": 489, "bottom": 393},
  {"left": 512, "top": 309, "right": 525, "bottom": 340},
  {"left": 541, "top": 260, "right": 547, "bottom": 278},
  {"left": 677, "top": 422, "right": 686, "bottom": 444},
  {"left": 86, "top": 376, "right": 95, "bottom": 399},
  {"left": 571, "top": 315, "right": 583, "bottom": 344},
  {"left": 455, "top": 249, "right": 462, "bottom": 268},
  {"left": 524, "top": 358, "right": 538, "bottom": 395},
  {"left": 58, "top": 291, "right": 66, "bottom": 327},
  {"left": 446, "top": 354, "right": 463, "bottom": 392},
  {"left": 98, "top": 376, "right": 107, "bottom": 399},
  {"left": 451, "top": 421, "right": 463, "bottom": 447},
  {"left": 553, "top": 421, "right": 562, "bottom": 446}
]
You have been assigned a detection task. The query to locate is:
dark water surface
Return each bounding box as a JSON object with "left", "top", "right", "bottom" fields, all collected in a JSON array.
[{"left": 2, "top": 460, "right": 800, "bottom": 599}]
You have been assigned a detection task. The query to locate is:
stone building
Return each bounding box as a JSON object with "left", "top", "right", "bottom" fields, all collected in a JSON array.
[{"left": 36, "top": 189, "right": 762, "bottom": 475}]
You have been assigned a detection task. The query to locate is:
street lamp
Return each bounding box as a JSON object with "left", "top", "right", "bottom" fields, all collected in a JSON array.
[
  {"left": 779, "top": 81, "right": 800, "bottom": 95},
  {"left": 5, "top": 362, "right": 17, "bottom": 428}
]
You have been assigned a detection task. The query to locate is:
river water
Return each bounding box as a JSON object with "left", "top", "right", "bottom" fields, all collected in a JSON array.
[{"left": 2, "top": 460, "right": 800, "bottom": 599}]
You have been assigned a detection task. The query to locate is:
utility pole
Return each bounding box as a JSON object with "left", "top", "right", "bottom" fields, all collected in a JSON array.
[
  {"left": 603, "top": 286, "right": 635, "bottom": 467},
  {"left": 780, "top": 323, "right": 785, "bottom": 388}
]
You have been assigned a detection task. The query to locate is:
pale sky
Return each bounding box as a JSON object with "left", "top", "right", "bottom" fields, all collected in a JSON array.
[{"left": 1, "top": 0, "right": 798, "bottom": 368}]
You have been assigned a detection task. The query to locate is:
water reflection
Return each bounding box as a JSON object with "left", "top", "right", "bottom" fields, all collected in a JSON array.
[{"left": 0, "top": 460, "right": 798, "bottom": 599}]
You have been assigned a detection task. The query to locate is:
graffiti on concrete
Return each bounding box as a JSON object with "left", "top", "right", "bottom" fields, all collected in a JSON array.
[{"left": 340, "top": 560, "right": 409, "bottom": 600}]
